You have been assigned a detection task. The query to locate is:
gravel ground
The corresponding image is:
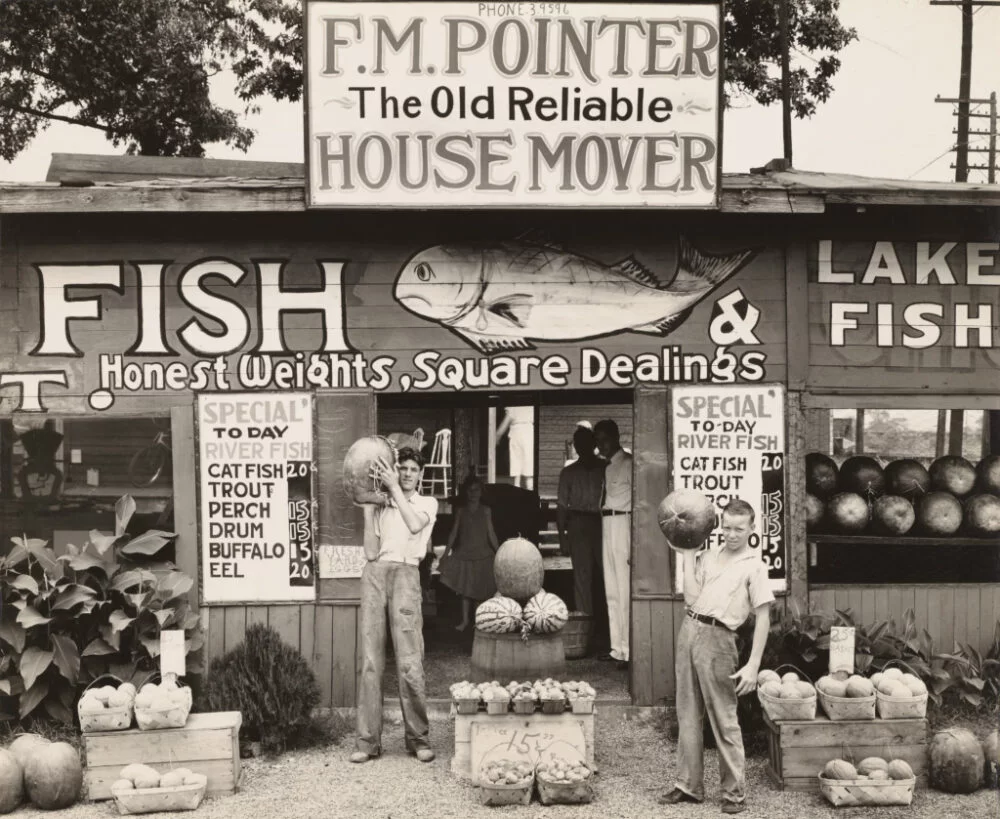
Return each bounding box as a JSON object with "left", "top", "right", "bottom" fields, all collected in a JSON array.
[{"left": 10, "top": 711, "right": 1000, "bottom": 819}]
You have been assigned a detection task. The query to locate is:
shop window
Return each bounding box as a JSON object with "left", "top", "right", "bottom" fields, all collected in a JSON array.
[
  {"left": 808, "top": 407, "right": 999, "bottom": 584},
  {"left": 0, "top": 417, "right": 175, "bottom": 563}
]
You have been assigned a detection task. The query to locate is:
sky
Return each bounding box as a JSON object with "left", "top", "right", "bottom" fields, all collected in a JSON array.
[{"left": 1, "top": 0, "right": 999, "bottom": 184}]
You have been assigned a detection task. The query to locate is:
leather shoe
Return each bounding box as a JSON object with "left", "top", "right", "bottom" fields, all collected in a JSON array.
[
  {"left": 349, "top": 751, "right": 375, "bottom": 764},
  {"left": 721, "top": 801, "right": 746, "bottom": 814},
  {"left": 657, "top": 788, "right": 700, "bottom": 805},
  {"left": 413, "top": 748, "right": 435, "bottom": 763},
  {"left": 598, "top": 653, "right": 617, "bottom": 662}
]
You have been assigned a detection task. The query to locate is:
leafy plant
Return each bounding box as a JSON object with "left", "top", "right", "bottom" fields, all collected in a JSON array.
[
  {"left": 0, "top": 495, "right": 202, "bottom": 724},
  {"left": 200, "top": 624, "right": 320, "bottom": 754}
]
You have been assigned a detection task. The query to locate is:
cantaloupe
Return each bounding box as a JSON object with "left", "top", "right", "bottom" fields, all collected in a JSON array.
[
  {"left": 888, "top": 759, "right": 915, "bottom": 780},
  {"left": 870, "top": 672, "right": 884, "bottom": 688},
  {"left": 779, "top": 683, "right": 802, "bottom": 699},
  {"left": 857, "top": 757, "right": 889, "bottom": 776},
  {"left": 824, "top": 680, "right": 849, "bottom": 697},
  {"left": 796, "top": 681, "right": 816, "bottom": 698},
  {"left": 781, "top": 672, "right": 800, "bottom": 684},
  {"left": 868, "top": 770, "right": 889, "bottom": 781},
  {"left": 111, "top": 779, "right": 134, "bottom": 792},
  {"left": 846, "top": 678, "right": 874, "bottom": 698},
  {"left": 760, "top": 681, "right": 782, "bottom": 698},
  {"left": 158, "top": 771, "right": 186, "bottom": 788},
  {"left": 882, "top": 668, "right": 903, "bottom": 680},
  {"left": 757, "top": 670, "right": 781, "bottom": 686},
  {"left": 823, "top": 760, "right": 858, "bottom": 780}
]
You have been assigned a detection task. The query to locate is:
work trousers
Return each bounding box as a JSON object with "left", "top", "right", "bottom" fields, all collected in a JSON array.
[
  {"left": 355, "top": 561, "right": 430, "bottom": 756},
  {"left": 673, "top": 617, "right": 745, "bottom": 805},
  {"left": 601, "top": 512, "right": 630, "bottom": 662},
  {"left": 567, "top": 512, "right": 602, "bottom": 616}
]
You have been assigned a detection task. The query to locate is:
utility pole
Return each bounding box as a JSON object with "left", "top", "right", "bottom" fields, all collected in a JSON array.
[
  {"left": 930, "top": 0, "right": 1000, "bottom": 181},
  {"left": 778, "top": 0, "right": 793, "bottom": 163},
  {"left": 938, "top": 92, "right": 1000, "bottom": 182}
]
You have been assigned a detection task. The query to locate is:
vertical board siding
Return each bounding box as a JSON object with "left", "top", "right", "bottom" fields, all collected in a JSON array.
[
  {"left": 631, "top": 600, "right": 653, "bottom": 705},
  {"left": 332, "top": 606, "right": 359, "bottom": 707},
  {"left": 809, "top": 585, "right": 1000, "bottom": 655},
  {"left": 631, "top": 387, "right": 671, "bottom": 597},
  {"left": 313, "top": 605, "right": 335, "bottom": 707},
  {"left": 650, "top": 601, "right": 677, "bottom": 705}
]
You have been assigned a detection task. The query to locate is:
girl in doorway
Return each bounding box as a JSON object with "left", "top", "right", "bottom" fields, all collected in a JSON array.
[{"left": 440, "top": 476, "right": 500, "bottom": 631}]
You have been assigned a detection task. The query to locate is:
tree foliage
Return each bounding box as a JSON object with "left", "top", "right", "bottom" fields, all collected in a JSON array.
[{"left": 0, "top": 0, "right": 857, "bottom": 161}]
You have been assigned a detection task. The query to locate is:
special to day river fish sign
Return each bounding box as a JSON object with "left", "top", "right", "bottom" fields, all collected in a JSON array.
[
  {"left": 305, "top": 1, "right": 722, "bottom": 208},
  {"left": 197, "top": 393, "right": 316, "bottom": 603},
  {"left": 671, "top": 383, "right": 786, "bottom": 592}
]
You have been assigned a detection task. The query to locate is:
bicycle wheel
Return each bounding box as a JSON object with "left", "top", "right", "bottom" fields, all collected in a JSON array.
[{"left": 129, "top": 445, "right": 169, "bottom": 487}]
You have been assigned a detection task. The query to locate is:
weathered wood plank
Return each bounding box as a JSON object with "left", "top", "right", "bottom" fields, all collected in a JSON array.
[
  {"left": 632, "top": 386, "right": 671, "bottom": 597},
  {"left": 964, "top": 586, "right": 981, "bottom": 651},
  {"left": 206, "top": 608, "right": 226, "bottom": 666},
  {"left": 776, "top": 718, "right": 927, "bottom": 749},
  {"left": 631, "top": 600, "right": 653, "bottom": 706},
  {"left": 314, "top": 605, "right": 335, "bottom": 708},
  {"left": 873, "top": 586, "right": 890, "bottom": 624},
  {"left": 300, "top": 604, "right": 317, "bottom": 670},
  {"left": 47, "top": 153, "right": 305, "bottom": 183},
  {"left": 268, "top": 605, "right": 301, "bottom": 650},
  {"left": 810, "top": 589, "right": 836, "bottom": 615},
  {"left": 785, "top": 391, "right": 807, "bottom": 609},
  {"left": 222, "top": 607, "right": 247, "bottom": 655},
  {"left": 170, "top": 404, "right": 199, "bottom": 610},
  {"left": 332, "top": 605, "right": 358, "bottom": 707},
  {"left": 650, "top": 600, "right": 676, "bottom": 705},
  {"left": 245, "top": 606, "right": 269, "bottom": 629},
  {"left": 860, "top": 588, "right": 876, "bottom": 625}
]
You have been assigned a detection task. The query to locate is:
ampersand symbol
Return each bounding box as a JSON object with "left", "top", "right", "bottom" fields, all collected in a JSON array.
[{"left": 709, "top": 289, "right": 761, "bottom": 346}]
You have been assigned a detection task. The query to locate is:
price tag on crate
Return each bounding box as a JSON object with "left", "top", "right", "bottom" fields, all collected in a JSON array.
[
  {"left": 160, "top": 629, "right": 187, "bottom": 678},
  {"left": 829, "top": 626, "right": 855, "bottom": 676}
]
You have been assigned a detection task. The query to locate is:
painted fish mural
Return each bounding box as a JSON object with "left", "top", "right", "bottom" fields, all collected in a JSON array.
[{"left": 394, "top": 237, "right": 758, "bottom": 354}]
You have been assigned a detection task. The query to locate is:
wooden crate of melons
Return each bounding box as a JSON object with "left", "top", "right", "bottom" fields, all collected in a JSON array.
[
  {"left": 763, "top": 712, "right": 928, "bottom": 792},
  {"left": 84, "top": 712, "right": 242, "bottom": 801}
]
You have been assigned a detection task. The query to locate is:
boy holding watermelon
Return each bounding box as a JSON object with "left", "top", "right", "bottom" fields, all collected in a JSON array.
[
  {"left": 350, "top": 447, "right": 439, "bottom": 765},
  {"left": 659, "top": 498, "right": 773, "bottom": 815}
]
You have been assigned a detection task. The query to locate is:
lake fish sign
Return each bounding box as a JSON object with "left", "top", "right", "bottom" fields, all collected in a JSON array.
[{"left": 305, "top": 1, "right": 723, "bottom": 208}]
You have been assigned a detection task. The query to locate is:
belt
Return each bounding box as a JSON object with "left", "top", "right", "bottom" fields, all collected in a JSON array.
[
  {"left": 601, "top": 510, "right": 629, "bottom": 517},
  {"left": 686, "top": 609, "right": 734, "bottom": 632},
  {"left": 569, "top": 510, "right": 601, "bottom": 516}
]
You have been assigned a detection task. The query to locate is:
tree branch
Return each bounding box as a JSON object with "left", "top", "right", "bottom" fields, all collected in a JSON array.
[{"left": 0, "top": 101, "right": 112, "bottom": 133}]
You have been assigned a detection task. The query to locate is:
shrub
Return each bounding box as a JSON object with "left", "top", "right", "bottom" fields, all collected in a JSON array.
[{"left": 200, "top": 624, "right": 320, "bottom": 753}]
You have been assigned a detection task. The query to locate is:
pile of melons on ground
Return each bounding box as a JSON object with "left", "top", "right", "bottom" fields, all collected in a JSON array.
[
  {"left": 821, "top": 757, "right": 914, "bottom": 782},
  {"left": 480, "top": 759, "right": 534, "bottom": 787},
  {"left": 112, "top": 763, "right": 207, "bottom": 792},
  {"left": 79, "top": 680, "right": 137, "bottom": 713},
  {"left": 536, "top": 756, "right": 593, "bottom": 785},
  {"left": 756, "top": 669, "right": 817, "bottom": 699},
  {"left": 0, "top": 733, "right": 84, "bottom": 813},
  {"left": 450, "top": 679, "right": 596, "bottom": 706}
]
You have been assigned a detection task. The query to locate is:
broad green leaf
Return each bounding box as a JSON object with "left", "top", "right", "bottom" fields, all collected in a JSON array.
[
  {"left": 52, "top": 584, "right": 97, "bottom": 611},
  {"left": 181, "top": 612, "right": 201, "bottom": 630},
  {"left": 0, "top": 675, "right": 24, "bottom": 696},
  {"left": 186, "top": 659, "right": 204, "bottom": 675},
  {"left": 44, "top": 697, "right": 74, "bottom": 724},
  {"left": 120, "top": 530, "right": 175, "bottom": 556},
  {"left": 50, "top": 634, "right": 80, "bottom": 685},
  {"left": 82, "top": 637, "right": 117, "bottom": 657},
  {"left": 157, "top": 572, "right": 193, "bottom": 600},
  {"left": 139, "top": 634, "right": 161, "bottom": 658},
  {"left": 0, "top": 620, "right": 26, "bottom": 653},
  {"left": 125, "top": 592, "right": 152, "bottom": 612},
  {"left": 10, "top": 599, "right": 27, "bottom": 611},
  {"left": 965, "top": 677, "right": 986, "bottom": 692},
  {"left": 99, "top": 623, "right": 121, "bottom": 651},
  {"left": 89, "top": 530, "right": 118, "bottom": 555},
  {"left": 8, "top": 574, "right": 39, "bottom": 595},
  {"left": 21, "top": 538, "right": 59, "bottom": 575},
  {"left": 16, "top": 606, "right": 53, "bottom": 629},
  {"left": 111, "top": 569, "right": 157, "bottom": 592},
  {"left": 154, "top": 608, "right": 176, "bottom": 627},
  {"left": 20, "top": 647, "right": 54, "bottom": 690},
  {"left": 18, "top": 678, "right": 49, "bottom": 719},
  {"left": 3, "top": 542, "right": 28, "bottom": 566},
  {"left": 109, "top": 610, "right": 135, "bottom": 633},
  {"left": 185, "top": 631, "right": 205, "bottom": 653},
  {"left": 115, "top": 495, "right": 137, "bottom": 537},
  {"left": 60, "top": 553, "right": 113, "bottom": 573}
]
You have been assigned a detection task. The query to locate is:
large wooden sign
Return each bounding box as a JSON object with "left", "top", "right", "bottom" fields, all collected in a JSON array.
[
  {"left": 305, "top": 1, "right": 723, "bottom": 209},
  {"left": 197, "top": 392, "right": 317, "bottom": 603},
  {"left": 671, "top": 383, "right": 786, "bottom": 593}
]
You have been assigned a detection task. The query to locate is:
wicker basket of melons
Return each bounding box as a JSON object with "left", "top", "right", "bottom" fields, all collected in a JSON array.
[
  {"left": 756, "top": 666, "right": 817, "bottom": 721},
  {"left": 815, "top": 673, "right": 877, "bottom": 720},
  {"left": 872, "top": 665, "right": 929, "bottom": 719},
  {"left": 110, "top": 764, "right": 208, "bottom": 814},
  {"left": 478, "top": 759, "right": 534, "bottom": 806},
  {"left": 818, "top": 757, "right": 916, "bottom": 807},
  {"left": 535, "top": 756, "right": 595, "bottom": 805},
  {"left": 78, "top": 675, "right": 136, "bottom": 733},
  {"left": 133, "top": 675, "right": 193, "bottom": 731}
]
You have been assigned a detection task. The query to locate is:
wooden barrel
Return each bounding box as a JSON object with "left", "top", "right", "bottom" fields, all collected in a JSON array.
[
  {"left": 470, "top": 630, "right": 566, "bottom": 682},
  {"left": 561, "top": 615, "right": 593, "bottom": 660}
]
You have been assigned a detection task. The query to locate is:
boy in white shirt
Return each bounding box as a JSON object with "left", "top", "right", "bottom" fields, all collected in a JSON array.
[{"left": 659, "top": 499, "right": 773, "bottom": 815}]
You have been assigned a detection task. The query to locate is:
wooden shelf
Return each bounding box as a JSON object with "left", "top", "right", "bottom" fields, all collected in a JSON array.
[{"left": 809, "top": 534, "right": 1000, "bottom": 548}]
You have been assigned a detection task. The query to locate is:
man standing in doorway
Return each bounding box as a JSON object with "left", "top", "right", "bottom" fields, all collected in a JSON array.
[
  {"left": 595, "top": 419, "right": 632, "bottom": 670},
  {"left": 556, "top": 425, "right": 605, "bottom": 627},
  {"left": 351, "top": 447, "right": 439, "bottom": 765}
]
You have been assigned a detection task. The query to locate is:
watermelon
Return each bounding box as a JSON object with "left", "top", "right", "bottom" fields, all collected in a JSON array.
[
  {"left": 475, "top": 595, "right": 523, "bottom": 634},
  {"left": 930, "top": 728, "right": 984, "bottom": 793},
  {"left": 342, "top": 436, "right": 397, "bottom": 504},
  {"left": 523, "top": 590, "right": 569, "bottom": 634},
  {"left": 493, "top": 537, "right": 544, "bottom": 601}
]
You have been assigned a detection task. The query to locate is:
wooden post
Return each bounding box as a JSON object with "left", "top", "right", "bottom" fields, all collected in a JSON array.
[
  {"left": 949, "top": 409, "right": 965, "bottom": 455},
  {"left": 955, "top": 0, "right": 974, "bottom": 182},
  {"left": 170, "top": 404, "right": 199, "bottom": 613},
  {"left": 936, "top": 410, "right": 948, "bottom": 457},
  {"left": 786, "top": 392, "right": 809, "bottom": 614},
  {"left": 778, "top": 0, "right": 793, "bottom": 162}
]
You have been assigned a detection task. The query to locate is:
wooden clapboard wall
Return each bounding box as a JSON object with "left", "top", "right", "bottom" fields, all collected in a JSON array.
[{"left": 810, "top": 584, "right": 1000, "bottom": 655}]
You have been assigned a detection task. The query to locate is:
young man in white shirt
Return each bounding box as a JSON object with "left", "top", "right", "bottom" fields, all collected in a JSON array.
[
  {"left": 350, "top": 447, "right": 439, "bottom": 764},
  {"left": 594, "top": 419, "right": 632, "bottom": 670},
  {"left": 659, "top": 498, "right": 773, "bottom": 815}
]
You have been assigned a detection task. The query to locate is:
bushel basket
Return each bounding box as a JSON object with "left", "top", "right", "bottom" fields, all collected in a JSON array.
[
  {"left": 876, "top": 689, "right": 928, "bottom": 719},
  {"left": 479, "top": 773, "right": 534, "bottom": 807},
  {"left": 111, "top": 780, "right": 206, "bottom": 815},
  {"left": 817, "top": 691, "right": 876, "bottom": 721},
  {"left": 536, "top": 774, "right": 594, "bottom": 805},
  {"left": 134, "top": 675, "right": 193, "bottom": 731},
  {"left": 78, "top": 675, "right": 133, "bottom": 733},
  {"left": 818, "top": 774, "right": 915, "bottom": 807}
]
